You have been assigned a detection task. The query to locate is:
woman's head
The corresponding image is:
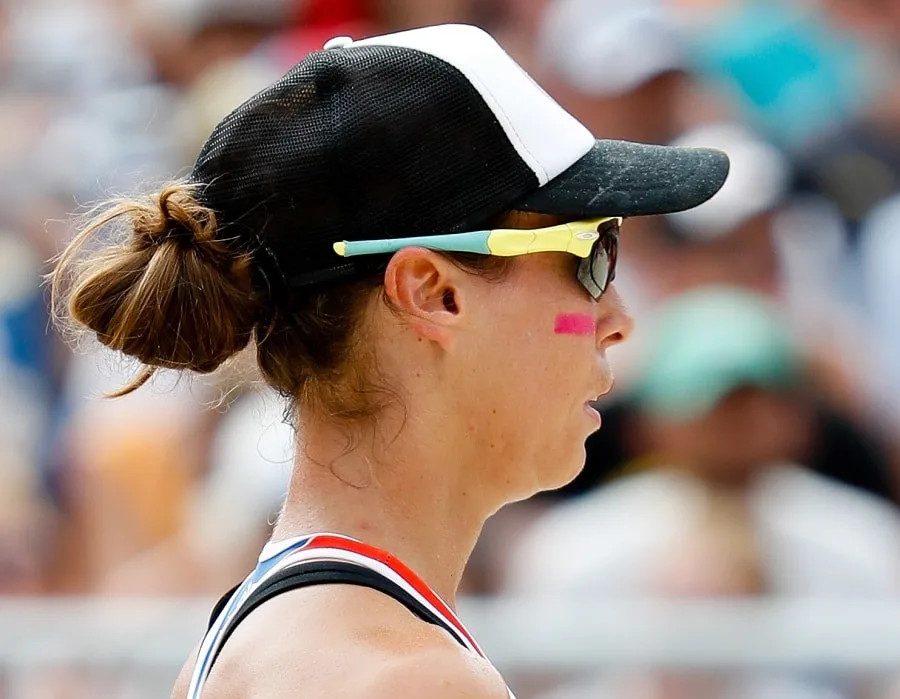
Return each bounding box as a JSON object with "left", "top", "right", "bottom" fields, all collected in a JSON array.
[
  {"left": 52, "top": 197, "right": 632, "bottom": 498},
  {"left": 52, "top": 24, "right": 728, "bottom": 501}
]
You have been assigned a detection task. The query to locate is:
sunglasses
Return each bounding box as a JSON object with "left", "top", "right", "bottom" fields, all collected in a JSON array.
[{"left": 333, "top": 216, "right": 621, "bottom": 300}]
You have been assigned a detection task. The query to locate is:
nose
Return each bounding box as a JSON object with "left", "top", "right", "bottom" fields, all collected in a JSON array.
[{"left": 596, "top": 285, "right": 634, "bottom": 351}]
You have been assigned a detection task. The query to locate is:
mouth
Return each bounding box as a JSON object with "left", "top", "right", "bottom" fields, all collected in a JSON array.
[{"left": 584, "top": 380, "right": 614, "bottom": 425}]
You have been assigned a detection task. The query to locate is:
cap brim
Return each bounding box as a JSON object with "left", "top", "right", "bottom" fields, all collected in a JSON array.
[{"left": 517, "top": 140, "right": 730, "bottom": 218}]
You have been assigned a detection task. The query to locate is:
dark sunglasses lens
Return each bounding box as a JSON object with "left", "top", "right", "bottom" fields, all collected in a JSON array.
[
  {"left": 577, "top": 256, "right": 602, "bottom": 299},
  {"left": 576, "top": 220, "right": 619, "bottom": 299},
  {"left": 603, "top": 221, "right": 618, "bottom": 285}
]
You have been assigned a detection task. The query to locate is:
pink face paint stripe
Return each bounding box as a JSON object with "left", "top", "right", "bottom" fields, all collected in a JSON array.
[{"left": 554, "top": 313, "right": 595, "bottom": 336}]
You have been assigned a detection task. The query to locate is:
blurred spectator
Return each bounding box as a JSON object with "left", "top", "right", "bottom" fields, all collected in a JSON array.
[
  {"left": 726, "top": 2, "right": 900, "bottom": 441},
  {"left": 859, "top": 197, "right": 900, "bottom": 420},
  {"left": 0, "top": 230, "right": 50, "bottom": 456},
  {"left": 781, "top": 0, "right": 900, "bottom": 432},
  {"left": 614, "top": 121, "right": 790, "bottom": 314},
  {"left": 818, "top": 0, "right": 900, "bottom": 46},
  {"left": 533, "top": 0, "right": 701, "bottom": 144},
  {"left": 5, "top": 0, "right": 900, "bottom": 693},
  {"left": 129, "top": 0, "right": 293, "bottom": 87},
  {"left": 4, "top": 0, "right": 149, "bottom": 93},
  {"left": 28, "top": 0, "right": 300, "bottom": 596},
  {"left": 472, "top": 25, "right": 899, "bottom": 596},
  {"left": 51, "top": 359, "right": 211, "bottom": 592},
  {"left": 0, "top": 449, "right": 55, "bottom": 595},
  {"left": 0, "top": 225, "right": 57, "bottom": 596},
  {"left": 509, "top": 287, "right": 900, "bottom": 597},
  {"left": 603, "top": 122, "right": 899, "bottom": 501},
  {"left": 268, "top": 0, "right": 483, "bottom": 68},
  {"left": 177, "top": 55, "right": 282, "bottom": 159},
  {"left": 101, "top": 387, "right": 291, "bottom": 595},
  {"left": 507, "top": 286, "right": 900, "bottom": 699},
  {"left": 686, "top": 0, "right": 882, "bottom": 151},
  {"left": 373, "top": 0, "right": 480, "bottom": 32}
]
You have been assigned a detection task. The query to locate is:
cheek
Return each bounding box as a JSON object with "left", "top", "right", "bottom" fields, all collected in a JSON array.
[
  {"left": 554, "top": 313, "right": 596, "bottom": 336},
  {"left": 468, "top": 311, "right": 591, "bottom": 409},
  {"left": 465, "top": 272, "right": 597, "bottom": 408},
  {"left": 462, "top": 301, "right": 598, "bottom": 491},
  {"left": 510, "top": 315, "right": 596, "bottom": 409}
]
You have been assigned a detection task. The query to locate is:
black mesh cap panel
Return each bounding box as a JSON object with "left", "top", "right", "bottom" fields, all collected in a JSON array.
[{"left": 190, "top": 45, "right": 540, "bottom": 290}]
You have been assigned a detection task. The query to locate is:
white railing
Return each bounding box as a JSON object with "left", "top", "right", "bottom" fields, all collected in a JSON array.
[{"left": 2, "top": 597, "right": 900, "bottom": 697}]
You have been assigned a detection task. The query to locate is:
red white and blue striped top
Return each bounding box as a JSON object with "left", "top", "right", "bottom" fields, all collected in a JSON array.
[{"left": 187, "top": 532, "right": 515, "bottom": 698}]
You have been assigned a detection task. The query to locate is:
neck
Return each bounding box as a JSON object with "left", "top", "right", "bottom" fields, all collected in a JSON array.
[{"left": 273, "top": 406, "right": 490, "bottom": 607}]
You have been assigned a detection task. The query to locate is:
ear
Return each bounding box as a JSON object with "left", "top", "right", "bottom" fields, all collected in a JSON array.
[{"left": 382, "top": 247, "right": 465, "bottom": 348}]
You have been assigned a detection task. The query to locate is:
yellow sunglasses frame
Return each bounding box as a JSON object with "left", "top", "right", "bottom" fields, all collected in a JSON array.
[{"left": 333, "top": 217, "right": 621, "bottom": 260}]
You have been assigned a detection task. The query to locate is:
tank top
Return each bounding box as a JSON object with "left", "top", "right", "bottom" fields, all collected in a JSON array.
[{"left": 187, "top": 532, "right": 516, "bottom": 698}]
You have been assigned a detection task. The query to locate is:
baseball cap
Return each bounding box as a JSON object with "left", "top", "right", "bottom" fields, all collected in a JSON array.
[
  {"left": 191, "top": 24, "right": 729, "bottom": 288},
  {"left": 632, "top": 286, "right": 801, "bottom": 420},
  {"left": 537, "top": 0, "right": 685, "bottom": 96}
]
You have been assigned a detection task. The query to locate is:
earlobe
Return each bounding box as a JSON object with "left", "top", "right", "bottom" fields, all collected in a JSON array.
[{"left": 383, "top": 248, "right": 461, "bottom": 346}]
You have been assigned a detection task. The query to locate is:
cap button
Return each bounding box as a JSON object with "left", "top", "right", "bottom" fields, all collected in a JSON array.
[{"left": 323, "top": 35, "right": 354, "bottom": 50}]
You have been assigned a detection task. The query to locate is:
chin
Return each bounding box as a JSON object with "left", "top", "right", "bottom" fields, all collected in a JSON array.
[
  {"left": 507, "top": 416, "right": 594, "bottom": 501},
  {"left": 534, "top": 441, "right": 588, "bottom": 495}
]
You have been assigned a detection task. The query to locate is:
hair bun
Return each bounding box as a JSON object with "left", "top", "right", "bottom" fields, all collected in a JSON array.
[
  {"left": 52, "top": 182, "right": 262, "bottom": 396},
  {"left": 147, "top": 187, "right": 217, "bottom": 248}
]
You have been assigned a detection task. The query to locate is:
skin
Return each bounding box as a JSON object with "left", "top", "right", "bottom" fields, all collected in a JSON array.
[{"left": 170, "top": 212, "right": 633, "bottom": 699}]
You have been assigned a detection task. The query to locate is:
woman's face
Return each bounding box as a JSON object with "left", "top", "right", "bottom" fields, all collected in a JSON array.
[{"left": 450, "top": 213, "right": 633, "bottom": 502}]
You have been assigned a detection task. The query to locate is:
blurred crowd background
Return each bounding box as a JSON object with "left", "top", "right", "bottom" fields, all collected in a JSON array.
[{"left": 5, "top": 0, "right": 900, "bottom": 697}]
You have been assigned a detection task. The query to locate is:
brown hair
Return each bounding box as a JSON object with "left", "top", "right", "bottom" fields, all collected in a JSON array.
[{"left": 51, "top": 182, "right": 509, "bottom": 415}]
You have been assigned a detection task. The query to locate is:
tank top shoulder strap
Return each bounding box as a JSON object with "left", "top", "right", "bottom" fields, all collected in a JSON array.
[
  {"left": 187, "top": 533, "right": 495, "bottom": 699},
  {"left": 208, "top": 560, "right": 473, "bottom": 667}
]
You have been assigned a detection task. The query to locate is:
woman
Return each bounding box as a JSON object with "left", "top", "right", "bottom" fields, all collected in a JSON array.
[{"left": 52, "top": 24, "right": 728, "bottom": 699}]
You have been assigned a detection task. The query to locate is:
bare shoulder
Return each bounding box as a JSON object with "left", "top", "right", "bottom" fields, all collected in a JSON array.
[
  {"left": 169, "top": 643, "right": 199, "bottom": 699},
  {"left": 362, "top": 644, "right": 510, "bottom": 699},
  {"left": 257, "top": 637, "right": 510, "bottom": 699},
  {"left": 172, "top": 585, "right": 509, "bottom": 699}
]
